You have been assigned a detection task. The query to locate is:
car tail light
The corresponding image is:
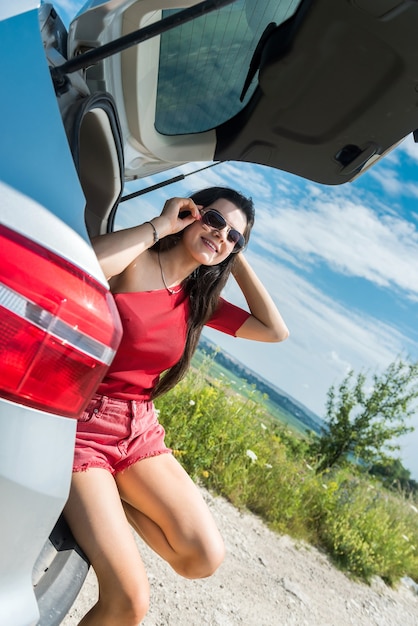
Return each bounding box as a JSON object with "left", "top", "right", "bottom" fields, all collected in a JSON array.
[{"left": 0, "top": 225, "right": 122, "bottom": 418}]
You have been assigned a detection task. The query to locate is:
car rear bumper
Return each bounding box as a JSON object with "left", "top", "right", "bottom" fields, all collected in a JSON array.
[{"left": 0, "top": 399, "right": 76, "bottom": 626}]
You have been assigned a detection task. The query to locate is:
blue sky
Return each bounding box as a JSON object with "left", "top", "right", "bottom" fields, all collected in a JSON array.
[{"left": 57, "top": 1, "right": 418, "bottom": 477}]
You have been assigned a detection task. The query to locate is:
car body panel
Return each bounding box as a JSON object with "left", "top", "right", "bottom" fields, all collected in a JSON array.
[
  {"left": 0, "top": 5, "right": 90, "bottom": 244},
  {"left": 0, "top": 400, "right": 76, "bottom": 626},
  {"left": 1, "top": 182, "right": 106, "bottom": 286},
  {"left": 0, "top": 4, "right": 119, "bottom": 624}
]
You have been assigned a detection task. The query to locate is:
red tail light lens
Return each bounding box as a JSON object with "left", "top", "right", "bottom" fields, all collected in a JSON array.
[{"left": 0, "top": 225, "right": 122, "bottom": 418}]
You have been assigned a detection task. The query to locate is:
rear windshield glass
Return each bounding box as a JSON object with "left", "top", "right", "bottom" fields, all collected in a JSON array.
[{"left": 155, "top": 0, "right": 302, "bottom": 135}]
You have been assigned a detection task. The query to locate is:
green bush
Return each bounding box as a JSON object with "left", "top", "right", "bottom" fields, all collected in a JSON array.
[
  {"left": 315, "top": 476, "right": 418, "bottom": 584},
  {"left": 155, "top": 362, "right": 418, "bottom": 585}
]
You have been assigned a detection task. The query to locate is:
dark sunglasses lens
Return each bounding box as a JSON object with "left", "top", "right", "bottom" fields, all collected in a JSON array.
[
  {"left": 203, "top": 210, "right": 226, "bottom": 230},
  {"left": 228, "top": 231, "right": 245, "bottom": 250}
]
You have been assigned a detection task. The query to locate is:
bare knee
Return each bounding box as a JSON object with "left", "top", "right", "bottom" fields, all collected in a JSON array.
[
  {"left": 174, "top": 536, "right": 225, "bottom": 579},
  {"left": 116, "top": 592, "right": 150, "bottom": 626}
]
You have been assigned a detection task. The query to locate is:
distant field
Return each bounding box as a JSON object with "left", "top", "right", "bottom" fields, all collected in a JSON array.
[{"left": 192, "top": 349, "right": 309, "bottom": 437}]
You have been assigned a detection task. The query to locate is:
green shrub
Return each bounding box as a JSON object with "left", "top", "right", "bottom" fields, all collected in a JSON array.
[
  {"left": 155, "top": 363, "right": 418, "bottom": 585},
  {"left": 316, "top": 477, "right": 418, "bottom": 584}
]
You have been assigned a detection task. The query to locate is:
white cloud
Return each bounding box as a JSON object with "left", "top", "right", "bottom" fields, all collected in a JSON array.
[
  {"left": 382, "top": 143, "right": 402, "bottom": 166},
  {"left": 368, "top": 166, "right": 418, "bottom": 200},
  {"left": 180, "top": 161, "right": 276, "bottom": 204},
  {"left": 328, "top": 350, "right": 352, "bottom": 375},
  {"left": 368, "top": 167, "right": 404, "bottom": 196},
  {"left": 398, "top": 133, "right": 418, "bottom": 164},
  {"left": 255, "top": 194, "right": 418, "bottom": 299},
  {"left": 359, "top": 136, "right": 418, "bottom": 199}
]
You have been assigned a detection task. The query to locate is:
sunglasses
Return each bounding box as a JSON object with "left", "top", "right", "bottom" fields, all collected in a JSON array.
[{"left": 200, "top": 208, "right": 245, "bottom": 252}]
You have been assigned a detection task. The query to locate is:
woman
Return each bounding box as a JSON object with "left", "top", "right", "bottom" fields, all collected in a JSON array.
[{"left": 64, "top": 187, "right": 289, "bottom": 625}]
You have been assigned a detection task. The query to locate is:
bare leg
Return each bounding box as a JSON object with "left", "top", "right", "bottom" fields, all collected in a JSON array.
[
  {"left": 116, "top": 453, "right": 225, "bottom": 579},
  {"left": 63, "top": 469, "right": 149, "bottom": 626}
]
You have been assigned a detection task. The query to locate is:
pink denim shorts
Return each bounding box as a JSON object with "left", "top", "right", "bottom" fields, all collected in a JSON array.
[{"left": 73, "top": 394, "right": 171, "bottom": 475}]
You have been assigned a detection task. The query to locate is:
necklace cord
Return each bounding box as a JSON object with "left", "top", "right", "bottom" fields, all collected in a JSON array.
[{"left": 157, "top": 250, "right": 183, "bottom": 295}]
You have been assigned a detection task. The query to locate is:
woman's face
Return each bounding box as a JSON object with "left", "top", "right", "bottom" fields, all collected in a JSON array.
[{"left": 183, "top": 198, "right": 248, "bottom": 265}]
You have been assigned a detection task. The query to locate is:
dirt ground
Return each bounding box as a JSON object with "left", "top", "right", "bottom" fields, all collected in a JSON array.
[{"left": 62, "top": 487, "right": 418, "bottom": 625}]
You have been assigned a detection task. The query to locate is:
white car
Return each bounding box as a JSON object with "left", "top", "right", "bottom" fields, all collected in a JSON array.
[{"left": 1, "top": 0, "right": 418, "bottom": 624}]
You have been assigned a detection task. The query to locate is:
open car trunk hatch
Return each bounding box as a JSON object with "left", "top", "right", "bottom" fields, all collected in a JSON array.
[{"left": 69, "top": 0, "right": 418, "bottom": 185}]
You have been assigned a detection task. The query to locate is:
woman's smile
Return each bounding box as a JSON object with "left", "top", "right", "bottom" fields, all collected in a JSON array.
[{"left": 201, "top": 236, "right": 219, "bottom": 253}]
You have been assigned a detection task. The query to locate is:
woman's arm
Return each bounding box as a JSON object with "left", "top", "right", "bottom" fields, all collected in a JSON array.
[
  {"left": 91, "top": 221, "right": 159, "bottom": 280},
  {"left": 232, "top": 254, "right": 289, "bottom": 343},
  {"left": 91, "top": 197, "right": 200, "bottom": 280}
]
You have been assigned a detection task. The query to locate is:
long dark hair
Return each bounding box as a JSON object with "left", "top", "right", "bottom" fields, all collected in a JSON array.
[{"left": 152, "top": 187, "right": 255, "bottom": 398}]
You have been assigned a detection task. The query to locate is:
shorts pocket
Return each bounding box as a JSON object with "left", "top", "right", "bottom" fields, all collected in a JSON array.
[{"left": 78, "top": 396, "right": 102, "bottom": 423}]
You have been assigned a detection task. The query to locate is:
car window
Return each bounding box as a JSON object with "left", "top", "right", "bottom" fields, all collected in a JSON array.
[{"left": 155, "top": 0, "right": 302, "bottom": 135}]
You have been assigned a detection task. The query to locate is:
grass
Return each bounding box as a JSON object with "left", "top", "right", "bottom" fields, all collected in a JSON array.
[{"left": 155, "top": 355, "right": 418, "bottom": 586}]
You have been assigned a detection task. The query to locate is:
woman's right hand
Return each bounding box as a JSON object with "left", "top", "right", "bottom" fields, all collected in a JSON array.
[
  {"left": 91, "top": 196, "right": 202, "bottom": 281},
  {"left": 156, "top": 196, "right": 202, "bottom": 236}
]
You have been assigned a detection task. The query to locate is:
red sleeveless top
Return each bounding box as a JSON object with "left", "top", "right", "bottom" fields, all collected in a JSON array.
[{"left": 97, "top": 289, "right": 250, "bottom": 400}]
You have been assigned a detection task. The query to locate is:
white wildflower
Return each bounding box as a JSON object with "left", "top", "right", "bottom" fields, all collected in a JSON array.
[
  {"left": 322, "top": 483, "right": 328, "bottom": 490},
  {"left": 402, "top": 534, "right": 409, "bottom": 542},
  {"left": 189, "top": 400, "right": 196, "bottom": 406},
  {"left": 260, "top": 423, "right": 267, "bottom": 431},
  {"left": 154, "top": 409, "right": 161, "bottom": 416},
  {"left": 246, "top": 449, "right": 258, "bottom": 462},
  {"left": 265, "top": 463, "right": 273, "bottom": 469}
]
